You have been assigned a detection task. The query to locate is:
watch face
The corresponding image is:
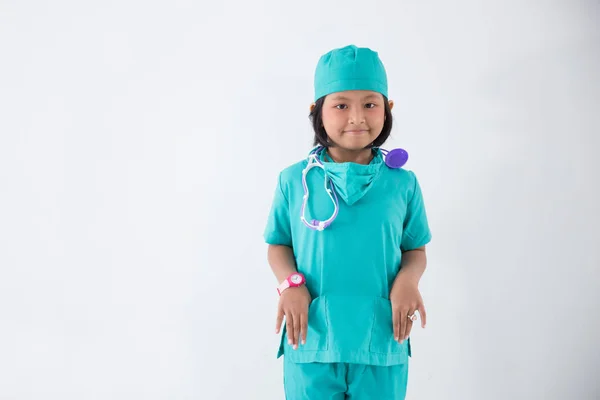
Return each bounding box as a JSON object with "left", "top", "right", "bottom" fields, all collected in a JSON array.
[{"left": 290, "top": 274, "right": 303, "bottom": 285}]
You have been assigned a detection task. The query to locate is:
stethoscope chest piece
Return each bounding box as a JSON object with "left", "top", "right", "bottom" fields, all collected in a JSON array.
[{"left": 382, "top": 148, "right": 408, "bottom": 169}]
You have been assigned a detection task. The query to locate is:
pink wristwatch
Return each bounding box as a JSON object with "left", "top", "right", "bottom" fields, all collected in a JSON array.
[{"left": 277, "top": 272, "right": 306, "bottom": 295}]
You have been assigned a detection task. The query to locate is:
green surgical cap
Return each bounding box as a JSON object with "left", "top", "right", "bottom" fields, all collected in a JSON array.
[{"left": 313, "top": 44, "right": 388, "bottom": 102}]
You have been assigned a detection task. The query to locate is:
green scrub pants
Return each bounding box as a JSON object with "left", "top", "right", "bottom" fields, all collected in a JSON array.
[{"left": 283, "top": 356, "right": 409, "bottom": 399}]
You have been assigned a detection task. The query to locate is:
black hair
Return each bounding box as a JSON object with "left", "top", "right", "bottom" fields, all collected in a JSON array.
[{"left": 308, "top": 94, "right": 393, "bottom": 148}]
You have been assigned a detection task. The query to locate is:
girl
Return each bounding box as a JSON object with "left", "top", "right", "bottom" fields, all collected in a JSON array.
[{"left": 264, "top": 44, "right": 432, "bottom": 399}]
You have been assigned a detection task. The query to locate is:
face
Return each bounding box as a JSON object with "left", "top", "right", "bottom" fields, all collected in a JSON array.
[{"left": 316, "top": 90, "right": 393, "bottom": 152}]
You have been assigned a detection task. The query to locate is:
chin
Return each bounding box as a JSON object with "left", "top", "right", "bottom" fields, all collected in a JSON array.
[{"left": 338, "top": 139, "right": 374, "bottom": 151}]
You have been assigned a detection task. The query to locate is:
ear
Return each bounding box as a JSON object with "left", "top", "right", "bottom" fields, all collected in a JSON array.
[
  {"left": 388, "top": 100, "right": 394, "bottom": 110},
  {"left": 309, "top": 102, "right": 316, "bottom": 112}
]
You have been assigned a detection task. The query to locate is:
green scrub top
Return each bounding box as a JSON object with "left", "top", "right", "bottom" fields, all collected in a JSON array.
[{"left": 264, "top": 149, "right": 432, "bottom": 366}]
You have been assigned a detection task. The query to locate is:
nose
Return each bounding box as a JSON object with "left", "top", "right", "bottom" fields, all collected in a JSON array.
[{"left": 349, "top": 107, "right": 365, "bottom": 124}]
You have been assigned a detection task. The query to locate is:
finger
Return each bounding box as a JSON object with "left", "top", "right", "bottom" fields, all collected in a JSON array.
[
  {"left": 275, "top": 306, "right": 284, "bottom": 334},
  {"left": 419, "top": 304, "right": 427, "bottom": 328},
  {"left": 285, "top": 313, "right": 294, "bottom": 346},
  {"left": 399, "top": 309, "right": 408, "bottom": 343},
  {"left": 405, "top": 310, "right": 414, "bottom": 340},
  {"left": 293, "top": 313, "right": 301, "bottom": 349},
  {"left": 392, "top": 307, "right": 399, "bottom": 341},
  {"left": 300, "top": 312, "right": 308, "bottom": 345}
]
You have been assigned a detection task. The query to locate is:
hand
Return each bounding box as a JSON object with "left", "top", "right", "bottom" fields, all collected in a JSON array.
[
  {"left": 390, "top": 278, "right": 427, "bottom": 343},
  {"left": 275, "top": 285, "right": 312, "bottom": 350}
]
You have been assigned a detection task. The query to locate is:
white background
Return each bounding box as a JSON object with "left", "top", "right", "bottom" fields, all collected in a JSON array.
[{"left": 1, "top": 0, "right": 599, "bottom": 399}]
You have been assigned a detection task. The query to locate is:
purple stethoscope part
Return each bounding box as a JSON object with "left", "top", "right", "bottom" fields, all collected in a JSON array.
[
  {"left": 380, "top": 148, "right": 409, "bottom": 169},
  {"left": 301, "top": 146, "right": 408, "bottom": 231}
]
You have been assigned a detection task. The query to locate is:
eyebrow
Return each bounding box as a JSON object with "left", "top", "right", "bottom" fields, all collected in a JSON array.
[{"left": 330, "top": 94, "right": 380, "bottom": 101}]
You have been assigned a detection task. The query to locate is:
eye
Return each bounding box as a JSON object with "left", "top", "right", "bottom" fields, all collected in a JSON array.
[
  {"left": 335, "top": 104, "right": 348, "bottom": 110},
  {"left": 365, "top": 103, "right": 376, "bottom": 109}
]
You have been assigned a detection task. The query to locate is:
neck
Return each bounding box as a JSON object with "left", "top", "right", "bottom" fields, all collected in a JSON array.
[{"left": 326, "top": 147, "right": 374, "bottom": 165}]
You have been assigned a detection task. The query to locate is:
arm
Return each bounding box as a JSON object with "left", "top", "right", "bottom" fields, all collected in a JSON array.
[
  {"left": 394, "top": 246, "right": 427, "bottom": 287},
  {"left": 268, "top": 244, "right": 311, "bottom": 349},
  {"left": 390, "top": 246, "right": 428, "bottom": 342},
  {"left": 264, "top": 175, "right": 310, "bottom": 348},
  {"left": 392, "top": 172, "right": 431, "bottom": 341},
  {"left": 267, "top": 244, "right": 298, "bottom": 284}
]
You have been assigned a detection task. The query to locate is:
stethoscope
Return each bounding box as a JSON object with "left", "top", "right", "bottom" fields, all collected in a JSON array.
[{"left": 300, "top": 146, "right": 408, "bottom": 231}]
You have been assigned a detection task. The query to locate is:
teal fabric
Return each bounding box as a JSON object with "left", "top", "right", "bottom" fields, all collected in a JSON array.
[
  {"left": 264, "top": 149, "right": 431, "bottom": 366},
  {"left": 320, "top": 150, "right": 383, "bottom": 206},
  {"left": 314, "top": 44, "right": 388, "bottom": 101},
  {"left": 283, "top": 355, "right": 409, "bottom": 399}
]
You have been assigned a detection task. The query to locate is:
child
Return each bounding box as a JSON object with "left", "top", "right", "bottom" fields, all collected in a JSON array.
[{"left": 264, "top": 44, "right": 432, "bottom": 399}]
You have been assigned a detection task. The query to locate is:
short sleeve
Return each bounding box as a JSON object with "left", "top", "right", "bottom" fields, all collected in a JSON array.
[
  {"left": 263, "top": 173, "right": 293, "bottom": 247},
  {"left": 400, "top": 172, "right": 432, "bottom": 252}
]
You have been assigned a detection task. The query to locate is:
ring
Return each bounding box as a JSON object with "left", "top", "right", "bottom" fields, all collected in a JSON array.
[{"left": 407, "top": 313, "right": 417, "bottom": 321}]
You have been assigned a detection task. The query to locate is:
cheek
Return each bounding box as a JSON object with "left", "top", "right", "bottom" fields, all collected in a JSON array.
[
  {"left": 321, "top": 110, "right": 343, "bottom": 131},
  {"left": 367, "top": 114, "right": 386, "bottom": 133},
  {"left": 369, "top": 109, "right": 386, "bottom": 124}
]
